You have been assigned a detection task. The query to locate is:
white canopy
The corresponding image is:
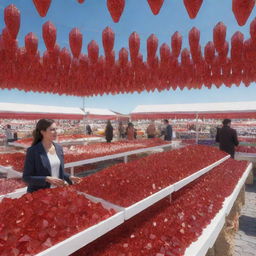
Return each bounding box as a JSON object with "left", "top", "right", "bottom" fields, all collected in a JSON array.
[
  {"left": 0, "top": 102, "right": 84, "bottom": 120},
  {"left": 132, "top": 102, "right": 256, "bottom": 114},
  {"left": 131, "top": 102, "right": 256, "bottom": 120}
]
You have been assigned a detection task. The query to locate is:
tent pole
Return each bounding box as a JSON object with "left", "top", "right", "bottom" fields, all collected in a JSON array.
[
  {"left": 82, "top": 97, "right": 86, "bottom": 134},
  {"left": 195, "top": 112, "right": 199, "bottom": 144}
]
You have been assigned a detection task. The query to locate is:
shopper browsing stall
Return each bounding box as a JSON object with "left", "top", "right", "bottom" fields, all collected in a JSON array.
[
  {"left": 126, "top": 122, "right": 135, "bottom": 140},
  {"left": 5, "top": 124, "right": 14, "bottom": 143},
  {"left": 86, "top": 124, "right": 93, "bottom": 135},
  {"left": 105, "top": 120, "right": 114, "bottom": 143},
  {"left": 146, "top": 121, "right": 156, "bottom": 138},
  {"left": 163, "top": 119, "right": 173, "bottom": 141},
  {"left": 23, "top": 119, "right": 81, "bottom": 193},
  {"left": 216, "top": 119, "right": 239, "bottom": 158},
  {"left": 118, "top": 121, "right": 125, "bottom": 139}
]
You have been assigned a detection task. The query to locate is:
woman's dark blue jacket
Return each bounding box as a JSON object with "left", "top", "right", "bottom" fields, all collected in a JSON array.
[{"left": 23, "top": 142, "right": 71, "bottom": 193}]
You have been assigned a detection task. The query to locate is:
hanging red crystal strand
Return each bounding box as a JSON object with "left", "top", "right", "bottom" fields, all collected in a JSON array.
[
  {"left": 79, "top": 53, "right": 89, "bottom": 93},
  {"left": 129, "top": 32, "right": 140, "bottom": 64},
  {"left": 33, "top": 0, "right": 52, "bottom": 17},
  {"left": 213, "top": 22, "right": 227, "bottom": 53},
  {"left": 118, "top": 48, "right": 129, "bottom": 93},
  {"left": 77, "top": 0, "right": 85, "bottom": 3},
  {"left": 147, "top": 34, "right": 158, "bottom": 64},
  {"left": 183, "top": 48, "right": 193, "bottom": 89},
  {"left": 171, "top": 31, "right": 182, "bottom": 58},
  {"left": 42, "top": 21, "right": 57, "bottom": 52},
  {"left": 183, "top": 0, "right": 203, "bottom": 19},
  {"left": 69, "top": 28, "right": 83, "bottom": 58},
  {"left": 222, "top": 57, "right": 232, "bottom": 87},
  {"left": 188, "top": 27, "right": 201, "bottom": 63},
  {"left": 232, "top": 0, "right": 255, "bottom": 26},
  {"left": 49, "top": 44, "right": 60, "bottom": 65},
  {"left": 159, "top": 43, "right": 171, "bottom": 89},
  {"left": 218, "top": 41, "right": 229, "bottom": 64},
  {"left": 1, "top": 27, "right": 18, "bottom": 57},
  {"left": 107, "top": 0, "right": 125, "bottom": 23},
  {"left": 212, "top": 56, "right": 222, "bottom": 88},
  {"left": 88, "top": 40, "right": 99, "bottom": 64},
  {"left": 102, "top": 26, "right": 115, "bottom": 56},
  {"left": 204, "top": 41, "right": 215, "bottom": 65},
  {"left": 231, "top": 31, "right": 244, "bottom": 86},
  {"left": 147, "top": 0, "right": 164, "bottom": 15},
  {"left": 160, "top": 43, "right": 171, "bottom": 64},
  {"left": 60, "top": 47, "right": 72, "bottom": 68},
  {"left": 250, "top": 18, "right": 256, "bottom": 43},
  {"left": 189, "top": 27, "right": 200, "bottom": 50},
  {"left": 25, "top": 32, "right": 38, "bottom": 56},
  {"left": 231, "top": 31, "right": 244, "bottom": 63},
  {"left": 4, "top": 4, "right": 20, "bottom": 39}
]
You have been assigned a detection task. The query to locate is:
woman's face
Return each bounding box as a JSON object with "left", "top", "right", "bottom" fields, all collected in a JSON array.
[{"left": 41, "top": 123, "right": 57, "bottom": 142}]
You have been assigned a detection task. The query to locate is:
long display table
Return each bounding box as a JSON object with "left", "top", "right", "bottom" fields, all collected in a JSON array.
[{"left": 184, "top": 163, "right": 252, "bottom": 256}]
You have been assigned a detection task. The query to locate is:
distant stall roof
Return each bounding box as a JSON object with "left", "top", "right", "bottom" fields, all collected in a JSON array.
[
  {"left": 131, "top": 102, "right": 256, "bottom": 120},
  {"left": 0, "top": 102, "right": 84, "bottom": 120}
]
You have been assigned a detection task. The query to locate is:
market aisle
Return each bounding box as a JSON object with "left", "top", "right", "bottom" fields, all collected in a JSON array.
[{"left": 233, "top": 177, "right": 256, "bottom": 256}]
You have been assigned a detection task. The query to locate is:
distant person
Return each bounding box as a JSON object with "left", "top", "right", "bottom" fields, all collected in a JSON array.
[
  {"left": 146, "top": 121, "right": 156, "bottom": 138},
  {"left": 216, "top": 119, "right": 239, "bottom": 158},
  {"left": 105, "top": 120, "right": 114, "bottom": 143},
  {"left": 118, "top": 121, "right": 125, "bottom": 139},
  {"left": 5, "top": 124, "right": 14, "bottom": 143},
  {"left": 13, "top": 131, "right": 18, "bottom": 141},
  {"left": 163, "top": 119, "right": 173, "bottom": 141},
  {"left": 126, "top": 122, "right": 135, "bottom": 140},
  {"left": 86, "top": 124, "right": 92, "bottom": 135}
]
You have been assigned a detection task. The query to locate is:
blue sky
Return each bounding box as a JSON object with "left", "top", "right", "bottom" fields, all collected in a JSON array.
[{"left": 0, "top": 0, "right": 255, "bottom": 114}]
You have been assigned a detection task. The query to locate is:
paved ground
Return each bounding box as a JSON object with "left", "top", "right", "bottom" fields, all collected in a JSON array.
[{"left": 233, "top": 178, "right": 256, "bottom": 256}]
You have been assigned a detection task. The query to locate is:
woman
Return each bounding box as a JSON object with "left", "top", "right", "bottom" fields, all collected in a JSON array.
[
  {"left": 105, "top": 120, "right": 113, "bottom": 143},
  {"left": 23, "top": 119, "right": 80, "bottom": 193}
]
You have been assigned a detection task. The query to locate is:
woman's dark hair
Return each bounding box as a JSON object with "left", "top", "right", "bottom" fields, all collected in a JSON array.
[{"left": 32, "top": 119, "right": 55, "bottom": 146}]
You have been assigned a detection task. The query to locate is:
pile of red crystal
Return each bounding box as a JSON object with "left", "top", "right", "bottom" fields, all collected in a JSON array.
[
  {"left": 236, "top": 145, "right": 256, "bottom": 153},
  {"left": 0, "top": 152, "right": 25, "bottom": 172},
  {"left": 63, "top": 138, "right": 168, "bottom": 163},
  {"left": 15, "top": 134, "right": 103, "bottom": 146},
  {"left": 75, "top": 145, "right": 227, "bottom": 207},
  {"left": 0, "top": 178, "right": 26, "bottom": 195},
  {"left": 72, "top": 159, "right": 248, "bottom": 256},
  {"left": 0, "top": 187, "right": 115, "bottom": 255}
]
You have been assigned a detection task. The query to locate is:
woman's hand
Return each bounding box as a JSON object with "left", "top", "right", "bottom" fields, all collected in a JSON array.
[
  {"left": 46, "top": 176, "right": 67, "bottom": 187},
  {"left": 69, "top": 176, "right": 82, "bottom": 184}
]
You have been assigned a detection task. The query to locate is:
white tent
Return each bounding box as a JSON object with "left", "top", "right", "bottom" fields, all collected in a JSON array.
[
  {"left": 0, "top": 102, "right": 84, "bottom": 120},
  {"left": 131, "top": 102, "right": 256, "bottom": 120}
]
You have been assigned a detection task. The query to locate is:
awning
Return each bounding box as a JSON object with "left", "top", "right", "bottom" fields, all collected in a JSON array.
[
  {"left": 131, "top": 102, "right": 256, "bottom": 120},
  {"left": 0, "top": 103, "right": 85, "bottom": 120}
]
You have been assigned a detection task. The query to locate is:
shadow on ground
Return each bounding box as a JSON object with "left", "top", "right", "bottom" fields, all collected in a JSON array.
[{"left": 239, "top": 215, "right": 256, "bottom": 236}]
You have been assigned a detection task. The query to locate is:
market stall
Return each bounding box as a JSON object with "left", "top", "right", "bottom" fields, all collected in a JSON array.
[
  {"left": 1, "top": 145, "right": 244, "bottom": 256},
  {"left": 131, "top": 101, "right": 256, "bottom": 144}
]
